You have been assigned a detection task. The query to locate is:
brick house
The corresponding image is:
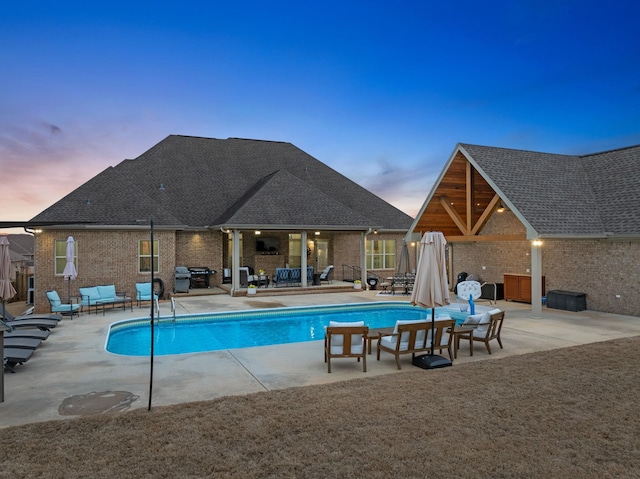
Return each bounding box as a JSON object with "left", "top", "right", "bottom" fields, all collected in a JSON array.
[
  {"left": 408, "top": 143, "right": 640, "bottom": 316},
  {"left": 30, "top": 135, "right": 413, "bottom": 312}
]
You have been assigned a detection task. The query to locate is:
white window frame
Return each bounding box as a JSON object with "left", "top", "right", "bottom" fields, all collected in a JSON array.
[
  {"left": 54, "top": 239, "right": 77, "bottom": 276},
  {"left": 366, "top": 239, "right": 396, "bottom": 270},
  {"left": 139, "top": 239, "right": 159, "bottom": 273}
]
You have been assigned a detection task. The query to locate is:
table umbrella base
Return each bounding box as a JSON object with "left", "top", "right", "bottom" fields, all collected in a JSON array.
[{"left": 412, "top": 354, "right": 452, "bottom": 369}]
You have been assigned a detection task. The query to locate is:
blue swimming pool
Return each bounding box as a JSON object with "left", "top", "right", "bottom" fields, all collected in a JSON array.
[{"left": 106, "top": 301, "right": 469, "bottom": 357}]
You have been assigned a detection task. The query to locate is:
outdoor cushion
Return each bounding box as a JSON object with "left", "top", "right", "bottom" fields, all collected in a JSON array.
[
  {"left": 136, "top": 282, "right": 157, "bottom": 301},
  {"left": 475, "top": 308, "right": 502, "bottom": 335},
  {"left": 381, "top": 319, "right": 428, "bottom": 350},
  {"left": 463, "top": 313, "right": 485, "bottom": 326},
  {"left": 97, "top": 285, "right": 118, "bottom": 301},
  {"left": 79, "top": 286, "right": 101, "bottom": 305},
  {"left": 45, "top": 290, "right": 62, "bottom": 307},
  {"left": 328, "top": 321, "right": 365, "bottom": 350}
]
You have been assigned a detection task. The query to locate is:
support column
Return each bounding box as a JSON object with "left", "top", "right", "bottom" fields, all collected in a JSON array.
[
  {"left": 360, "top": 232, "right": 367, "bottom": 287},
  {"left": 231, "top": 229, "right": 240, "bottom": 294},
  {"left": 530, "top": 240, "right": 543, "bottom": 317},
  {"left": 301, "top": 231, "right": 308, "bottom": 287}
]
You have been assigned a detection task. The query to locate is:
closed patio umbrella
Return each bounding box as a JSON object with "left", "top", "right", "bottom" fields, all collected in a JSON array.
[
  {"left": 396, "top": 239, "right": 411, "bottom": 294},
  {"left": 397, "top": 239, "right": 411, "bottom": 275},
  {"left": 410, "top": 231, "right": 452, "bottom": 369},
  {"left": 1, "top": 235, "right": 18, "bottom": 401},
  {"left": 62, "top": 236, "right": 77, "bottom": 317}
]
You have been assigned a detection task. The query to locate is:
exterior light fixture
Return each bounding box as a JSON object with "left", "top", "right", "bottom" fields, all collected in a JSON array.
[
  {"left": 497, "top": 203, "right": 505, "bottom": 213},
  {"left": 532, "top": 239, "right": 543, "bottom": 247},
  {"left": 255, "top": 231, "right": 261, "bottom": 235}
]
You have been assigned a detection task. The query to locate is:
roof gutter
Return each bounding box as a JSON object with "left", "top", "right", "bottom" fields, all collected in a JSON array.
[{"left": 215, "top": 223, "right": 380, "bottom": 232}]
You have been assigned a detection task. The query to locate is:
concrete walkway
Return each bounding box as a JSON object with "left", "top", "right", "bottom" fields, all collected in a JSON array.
[{"left": 2, "top": 290, "right": 639, "bottom": 428}]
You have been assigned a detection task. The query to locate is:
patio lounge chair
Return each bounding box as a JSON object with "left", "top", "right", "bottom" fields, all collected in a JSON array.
[
  {"left": 1, "top": 310, "right": 62, "bottom": 322},
  {"left": 45, "top": 290, "right": 80, "bottom": 317},
  {"left": 3, "top": 347, "right": 34, "bottom": 373},
  {"left": 456, "top": 309, "right": 504, "bottom": 356},
  {"left": 319, "top": 265, "right": 334, "bottom": 284},
  {"left": 3, "top": 337, "right": 43, "bottom": 350},
  {"left": 4, "top": 329, "right": 50, "bottom": 341},
  {"left": 376, "top": 318, "right": 454, "bottom": 369},
  {"left": 324, "top": 321, "right": 368, "bottom": 373},
  {"left": 1, "top": 316, "right": 59, "bottom": 331}
]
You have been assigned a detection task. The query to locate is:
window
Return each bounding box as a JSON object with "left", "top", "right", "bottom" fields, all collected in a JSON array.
[
  {"left": 366, "top": 239, "right": 396, "bottom": 269},
  {"left": 54, "top": 239, "right": 77, "bottom": 275},
  {"left": 139, "top": 240, "right": 159, "bottom": 273},
  {"left": 288, "top": 234, "right": 301, "bottom": 268}
]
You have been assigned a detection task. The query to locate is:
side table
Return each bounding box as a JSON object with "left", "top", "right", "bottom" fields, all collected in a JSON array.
[{"left": 451, "top": 326, "right": 476, "bottom": 359}]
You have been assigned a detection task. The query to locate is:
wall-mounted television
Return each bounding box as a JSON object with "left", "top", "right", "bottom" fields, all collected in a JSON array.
[{"left": 256, "top": 237, "right": 279, "bottom": 253}]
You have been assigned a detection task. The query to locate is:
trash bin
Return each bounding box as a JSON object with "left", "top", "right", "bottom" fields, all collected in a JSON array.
[{"left": 174, "top": 266, "right": 191, "bottom": 293}]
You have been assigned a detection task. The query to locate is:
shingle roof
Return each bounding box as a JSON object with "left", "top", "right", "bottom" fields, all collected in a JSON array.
[
  {"left": 459, "top": 143, "right": 640, "bottom": 237},
  {"left": 32, "top": 135, "right": 412, "bottom": 231}
]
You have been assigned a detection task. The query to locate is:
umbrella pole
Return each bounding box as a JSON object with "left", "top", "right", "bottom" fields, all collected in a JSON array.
[
  {"left": 68, "top": 278, "right": 72, "bottom": 319},
  {"left": 413, "top": 306, "right": 452, "bottom": 369},
  {"left": 431, "top": 308, "right": 435, "bottom": 356}
]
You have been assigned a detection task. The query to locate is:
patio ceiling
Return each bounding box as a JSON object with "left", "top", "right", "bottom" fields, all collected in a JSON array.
[{"left": 412, "top": 151, "right": 526, "bottom": 243}]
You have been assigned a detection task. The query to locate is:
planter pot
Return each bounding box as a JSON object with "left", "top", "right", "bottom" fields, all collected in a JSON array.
[
  {"left": 353, "top": 283, "right": 362, "bottom": 290},
  {"left": 247, "top": 288, "right": 257, "bottom": 295}
]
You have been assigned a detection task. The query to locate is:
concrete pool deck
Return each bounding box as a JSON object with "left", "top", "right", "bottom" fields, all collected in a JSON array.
[{"left": 2, "top": 289, "right": 640, "bottom": 428}]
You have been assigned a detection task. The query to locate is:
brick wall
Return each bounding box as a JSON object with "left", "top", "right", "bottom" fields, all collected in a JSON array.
[
  {"left": 450, "top": 210, "right": 640, "bottom": 316},
  {"left": 34, "top": 229, "right": 176, "bottom": 313},
  {"left": 176, "top": 231, "right": 224, "bottom": 286}
]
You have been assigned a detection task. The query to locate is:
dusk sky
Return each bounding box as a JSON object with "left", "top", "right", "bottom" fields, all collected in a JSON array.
[{"left": 2, "top": 1, "right": 639, "bottom": 233}]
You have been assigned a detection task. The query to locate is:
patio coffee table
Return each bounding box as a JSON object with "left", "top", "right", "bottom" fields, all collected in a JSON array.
[{"left": 96, "top": 296, "right": 134, "bottom": 316}]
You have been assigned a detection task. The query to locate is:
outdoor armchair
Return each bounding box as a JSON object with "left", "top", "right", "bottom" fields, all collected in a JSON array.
[
  {"left": 45, "top": 290, "right": 80, "bottom": 317},
  {"left": 135, "top": 282, "right": 159, "bottom": 307},
  {"left": 324, "top": 321, "right": 368, "bottom": 373},
  {"left": 457, "top": 309, "right": 505, "bottom": 356}
]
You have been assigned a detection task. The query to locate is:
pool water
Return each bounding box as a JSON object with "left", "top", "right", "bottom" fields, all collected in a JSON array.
[{"left": 106, "top": 301, "right": 468, "bottom": 357}]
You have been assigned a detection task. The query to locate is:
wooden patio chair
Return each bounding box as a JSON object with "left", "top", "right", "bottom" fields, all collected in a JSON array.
[
  {"left": 457, "top": 310, "right": 505, "bottom": 356},
  {"left": 324, "top": 321, "right": 368, "bottom": 373}
]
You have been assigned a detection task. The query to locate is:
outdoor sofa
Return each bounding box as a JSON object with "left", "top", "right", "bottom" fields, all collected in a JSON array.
[
  {"left": 272, "top": 267, "right": 314, "bottom": 287},
  {"left": 79, "top": 284, "right": 131, "bottom": 314}
]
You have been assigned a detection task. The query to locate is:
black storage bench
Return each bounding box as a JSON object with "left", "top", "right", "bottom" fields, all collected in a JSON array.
[
  {"left": 481, "top": 282, "right": 504, "bottom": 302},
  {"left": 547, "top": 290, "right": 587, "bottom": 312}
]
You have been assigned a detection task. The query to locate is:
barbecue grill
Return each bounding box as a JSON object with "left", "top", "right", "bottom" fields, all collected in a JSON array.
[
  {"left": 188, "top": 267, "right": 216, "bottom": 288},
  {"left": 175, "top": 266, "right": 191, "bottom": 293}
]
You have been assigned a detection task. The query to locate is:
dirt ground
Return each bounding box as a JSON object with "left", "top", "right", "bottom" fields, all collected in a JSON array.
[{"left": 2, "top": 329, "right": 639, "bottom": 478}]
